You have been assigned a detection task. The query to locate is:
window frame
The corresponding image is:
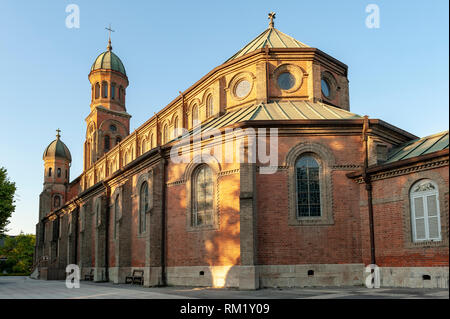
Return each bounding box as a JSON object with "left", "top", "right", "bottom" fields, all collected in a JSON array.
[
  {"left": 184, "top": 157, "right": 220, "bottom": 232},
  {"left": 102, "top": 81, "right": 108, "bottom": 98},
  {"left": 191, "top": 164, "right": 215, "bottom": 228},
  {"left": 410, "top": 179, "right": 442, "bottom": 242},
  {"left": 206, "top": 95, "right": 213, "bottom": 118},
  {"left": 192, "top": 105, "right": 199, "bottom": 127},
  {"left": 295, "top": 154, "right": 322, "bottom": 218},
  {"left": 286, "top": 142, "right": 335, "bottom": 226},
  {"left": 139, "top": 181, "right": 149, "bottom": 234}
]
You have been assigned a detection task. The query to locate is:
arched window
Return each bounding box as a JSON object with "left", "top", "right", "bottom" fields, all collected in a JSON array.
[
  {"left": 410, "top": 179, "right": 441, "bottom": 242},
  {"left": 296, "top": 155, "right": 321, "bottom": 217},
  {"left": 206, "top": 95, "right": 213, "bottom": 118},
  {"left": 173, "top": 116, "right": 179, "bottom": 137},
  {"left": 192, "top": 165, "right": 214, "bottom": 226},
  {"left": 110, "top": 83, "right": 116, "bottom": 100},
  {"left": 192, "top": 105, "right": 199, "bottom": 127},
  {"left": 53, "top": 195, "right": 61, "bottom": 209},
  {"left": 104, "top": 135, "right": 110, "bottom": 152},
  {"left": 119, "top": 86, "right": 124, "bottom": 102},
  {"left": 57, "top": 168, "right": 61, "bottom": 178},
  {"left": 48, "top": 167, "right": 52, "bottom": 177},
  {"left": 124, "top": 151, "right": 131, "bottom": 164},
  {"left": 139, "top": 182, "right": 149, "bottom": 233},
  {"left": 95, "top": 83, "right": 100, "bottom": 99},
  {"left": 163, "top": 124, "right": 168, "bottom": 144},
  {"left": 141, "top": 139, "right": 147, "bottom": 154},
  {"left": 96, "top": 200, "right": 101, "bottom": 226},
  {"left": 116, "top": 136, "right": 121, "bottom": 145},
  {"left": 102, "top": 82, "right": 108, "bottom": 98},
  {"left": 114, "top": 194, "right": 120, "bottom": 239}
]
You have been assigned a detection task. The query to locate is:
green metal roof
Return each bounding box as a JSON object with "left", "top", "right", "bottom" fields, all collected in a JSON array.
[
  {"left": 225, "top": 27, "right": 310, "bottom": 62},
  {"left": 91, "top": 50, "right": 126, "bottom": 76},
  {"left": 43, "top": 137, "right": 72, "bottom": 162},
  {"left": 386, "top": 131, "right": 449, "bottom": 163},
  {"left": 171, "top": 101, "right": 360, "bottom": 142}
]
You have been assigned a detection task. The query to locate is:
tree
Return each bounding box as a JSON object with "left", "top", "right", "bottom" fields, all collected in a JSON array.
[
  {"left": 0, "top": 167, "right": 16, "bottom": 236},
  {"left": 0, "top": 233, "right": 35, "bottom": 274}
]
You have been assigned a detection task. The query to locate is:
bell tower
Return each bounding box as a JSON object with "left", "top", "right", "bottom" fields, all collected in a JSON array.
[
  {"left": 84, "top": 28, "right": 131, "bottom": 171},
  {"left": 39, "top": 129, "right": 72, "bottom": 220}
]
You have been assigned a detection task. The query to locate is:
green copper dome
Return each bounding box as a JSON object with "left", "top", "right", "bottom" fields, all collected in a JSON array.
[
  {"left": 90, "top": 41, "right": 126, "bottom": 76},
  {"left": 43, "top": 132, "right": 72, "bottom": 162}
]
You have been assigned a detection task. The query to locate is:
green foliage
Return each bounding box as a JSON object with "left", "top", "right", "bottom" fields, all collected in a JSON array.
[
  {"left": 0, "top": 167, "right": 17, "bottom": 236},
  {"left": 0, "top": 233, "right": 35, "bottom": 274}
]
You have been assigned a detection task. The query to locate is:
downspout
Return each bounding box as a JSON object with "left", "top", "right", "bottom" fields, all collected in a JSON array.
[
  {"left": 74, "top": 205, "right": 79, "bottom": 266},
  {"left": 102, "top": 181, "right": 110, "bottom": 282},
  {"left": 362, "top": 115, "right": 376, "bottom": 266},
  {"left": 264, "top": 45, "right": 269, "bottom": 103},
  {"left": 159, "top": 148, "right": 167, "bottom": 286}
]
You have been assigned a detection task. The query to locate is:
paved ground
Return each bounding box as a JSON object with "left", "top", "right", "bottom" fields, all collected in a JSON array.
[{"left": 0, "top": 276, "right": 448, "bottom": 299}]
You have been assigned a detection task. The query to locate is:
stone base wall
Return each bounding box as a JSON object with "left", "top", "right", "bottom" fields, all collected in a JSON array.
[
  {"left": 108, "top": 266, "right": 132, "bottom": 284},
  {"left": 380, "top": 267, "right": 449, "bottom": 288},
  {"left": 36, "top": 264, "right": 449, "bottom": 289},
  {"left": 166, "top": 266, "right": 240, "bottom": 287},
  {"left": 259, "top": 264, "right": 365, "bottom": 288}
]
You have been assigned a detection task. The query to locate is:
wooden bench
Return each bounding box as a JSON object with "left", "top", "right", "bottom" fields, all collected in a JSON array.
[
  {"left": 125, "top": 269, "right": 144, "bottom": 285},
  {"left": 84, "top": 269, "right": 94, "bottom": 281}
]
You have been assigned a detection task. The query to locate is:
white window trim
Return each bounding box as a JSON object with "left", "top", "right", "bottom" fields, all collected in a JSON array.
[{"left": 410, "top": 181, "right": 442, "bottom": 242}]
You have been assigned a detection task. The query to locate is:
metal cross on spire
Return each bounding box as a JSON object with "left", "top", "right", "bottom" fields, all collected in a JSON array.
[
  {"left": 105, "top": 24, "right": 115, "bottom": 51},
  {"left": 56, "top": 128, "right": 61, "bottom": 139},
  {"left": 268, "top": 12, "right": 276, "bottom": 28}
]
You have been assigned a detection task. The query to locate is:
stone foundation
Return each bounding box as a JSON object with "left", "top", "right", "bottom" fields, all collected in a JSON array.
[
  {"left": 166, "top": 266, "right": 240, "bottom": 287},
  {"left": 380, "top": 267, "right": 449, "bottom": 288}
]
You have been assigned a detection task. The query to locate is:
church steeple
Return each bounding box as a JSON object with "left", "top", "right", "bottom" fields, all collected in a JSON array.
[{"left": 84, "top": 30, "right": 131, "bottom": 170}]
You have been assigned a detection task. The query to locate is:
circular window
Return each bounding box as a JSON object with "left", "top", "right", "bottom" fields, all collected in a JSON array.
[
  {"left": 110, "top": 124, "right": 117, "bottom": 132},
  {"left": 321, "top": 79, "right": 331, "bottom": 98},
  {"left": 235, "top": 79, "right": 251, "bottom": 98},
  {"left": 278, "top": 72, "right": 296, "bottom": 90}
]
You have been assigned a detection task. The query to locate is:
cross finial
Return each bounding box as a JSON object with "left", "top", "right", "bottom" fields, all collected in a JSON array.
[
  {"left": 268, "top": 12, "right": 276, "bottom": 28},
  {"left": 105, "top": 24, "right": 115, "bottom": 51},
  {"left": 56, "top": 128, "right": 61, "bottom": 139}
]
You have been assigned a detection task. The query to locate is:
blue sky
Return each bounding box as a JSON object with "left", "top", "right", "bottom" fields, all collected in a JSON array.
[{"left": 0, "top": 1, "right": 448, "bottom": 235}]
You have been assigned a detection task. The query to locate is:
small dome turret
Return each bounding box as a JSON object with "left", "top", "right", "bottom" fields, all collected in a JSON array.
[
  {"left": 90, "top": 39, "right": 127, "bottom": 76},
  {"left": 43, "top": 129, "right": 72, "bottom": 162}
]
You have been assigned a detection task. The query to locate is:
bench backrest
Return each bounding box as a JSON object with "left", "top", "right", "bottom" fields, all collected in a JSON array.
[{"left": 132, "top": 269, "right": 144, "bottom": 276}]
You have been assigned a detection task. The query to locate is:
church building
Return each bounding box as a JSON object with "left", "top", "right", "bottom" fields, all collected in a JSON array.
[{"left": 34, "top": 14, "right": 449, "bottom": 289}]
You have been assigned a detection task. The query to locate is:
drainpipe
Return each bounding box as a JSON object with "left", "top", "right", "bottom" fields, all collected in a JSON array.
[
  {"left": 159, "top": 149, "right": 167, "bottom": 286},
  {"left": 102, "top": 181, "right": 110, "bottom": 282},
  {"left": 362, "top": 115, "right": 376, "bottom": 266}
]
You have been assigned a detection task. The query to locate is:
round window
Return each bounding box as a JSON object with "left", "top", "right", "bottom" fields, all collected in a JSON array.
[
  {"left": 235, "top": 79, "right": 251, "bottom": 98},
  {"left": 110, "top": 124, "right": 117, "bottom": 132},
  {"left": 321, "top": 79, "right": 331, "bottom": 98},
  {"left": 277, "top": 72, "right": 296, "bottom": 90}
]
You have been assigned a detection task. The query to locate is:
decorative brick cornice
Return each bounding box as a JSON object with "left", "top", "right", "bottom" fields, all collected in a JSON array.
[
  {"left": 354, "top": 158, "right": 448, "bottom": 184},
  {"left": 167, "top": 180, "right": 185, "bottom": 187},
  {"left": 332, "top": 164, "right": 362, "bottom": 170},
  {"left": 218, "top": 168, "right": 240, "bottom": 177}
]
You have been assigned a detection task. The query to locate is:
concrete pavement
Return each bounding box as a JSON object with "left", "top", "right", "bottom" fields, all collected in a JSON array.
[{"left": 0, "top": 276, "right": 448, "bottom": 299}]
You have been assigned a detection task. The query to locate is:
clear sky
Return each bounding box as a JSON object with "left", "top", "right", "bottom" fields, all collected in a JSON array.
[{"left": 0, "top": 1, "right": 448, "bottom": 235}]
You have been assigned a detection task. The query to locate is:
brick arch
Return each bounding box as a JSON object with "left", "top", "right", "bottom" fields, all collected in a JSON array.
[
  {"left": 99, "top": 119, "right": 127, "bottom": 136},
  {"left": 183, "top": 153, "right": 221, "bottom": 181},
  {"left": 201, "top": 88, "right": 214, "bottom": 105},
  {"left": 284, "top": 141, "right": 335, "bottom": 167}
]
